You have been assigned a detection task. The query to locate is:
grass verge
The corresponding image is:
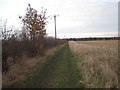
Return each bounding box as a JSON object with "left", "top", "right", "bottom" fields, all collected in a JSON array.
[{"left": 13, "top": 43, "right": 84, "bottom": 88}]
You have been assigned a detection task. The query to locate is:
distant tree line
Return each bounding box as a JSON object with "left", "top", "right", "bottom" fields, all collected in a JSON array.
[{"left": 64, "top": 37, "right": 120, "bottom": 41}]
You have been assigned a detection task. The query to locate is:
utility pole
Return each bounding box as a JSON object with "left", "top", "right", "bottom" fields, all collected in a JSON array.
[{"left": 54, "top": 15, "right": 59, "bottom": 39}]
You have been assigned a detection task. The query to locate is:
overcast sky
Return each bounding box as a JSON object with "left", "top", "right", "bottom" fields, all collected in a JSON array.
[{"left": 0, "top": 0, "right": 119, "bottom": 38}]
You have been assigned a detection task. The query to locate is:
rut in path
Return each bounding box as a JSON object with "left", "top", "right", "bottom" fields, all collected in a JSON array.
[{"left": 21, "top": 44, "right": 84, "bottom": 88}]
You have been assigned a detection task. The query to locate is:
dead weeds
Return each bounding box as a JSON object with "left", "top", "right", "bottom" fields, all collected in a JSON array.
[
  {"left": 2, "top": 45, "right": 63, "bottom": 88},
  {"left": 69, "top": 40, "right": 118, "bottom": 88}
]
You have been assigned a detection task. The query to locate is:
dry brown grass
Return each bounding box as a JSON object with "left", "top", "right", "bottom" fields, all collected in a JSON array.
[
  {"left": 2, "top": 45, "right": 63, "bottom": 87},
  {"left": 69, "top": 40, "right": 118, "bottom": 88}
]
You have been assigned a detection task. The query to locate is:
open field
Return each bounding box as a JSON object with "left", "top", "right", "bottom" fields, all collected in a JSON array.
[
  {"left": 69, "top": 40, "right": 118, "bottom": 88},
  {"left": 3, "top": 40, "right": 119, "bottom": 88}
]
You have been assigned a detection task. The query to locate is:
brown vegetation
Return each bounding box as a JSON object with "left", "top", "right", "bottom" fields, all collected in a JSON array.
[
  {"left": 2, "top": 45, "right": 63, "bottom": 87},
  {"left": 2, "top": 4, "right": 66, "bottom": 74},
  {"left": 1, "top": 4, "right": 66, "bottom": 88},
  {"left": 69, "top": 40, "right": 118, "bottom": 88}
]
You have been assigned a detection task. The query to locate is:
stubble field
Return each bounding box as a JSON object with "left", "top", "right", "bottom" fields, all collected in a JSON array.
[{"left": 69, "top": 40, "right": 118, "bottom": 88}]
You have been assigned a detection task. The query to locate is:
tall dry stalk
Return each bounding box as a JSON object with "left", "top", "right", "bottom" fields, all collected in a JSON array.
[{"left": 69, "top": 40, "right": 118, "bottom": 88}]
